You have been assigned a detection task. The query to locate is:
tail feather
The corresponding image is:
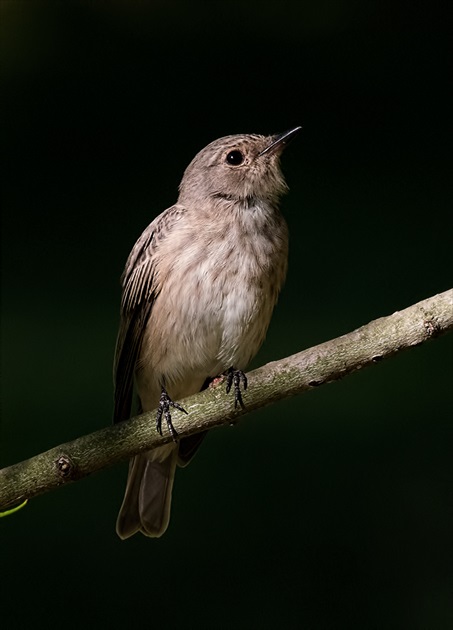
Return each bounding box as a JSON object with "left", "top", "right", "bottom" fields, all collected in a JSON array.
[{"left": 116, "top": 445, "right": 178, "bottom": 539}]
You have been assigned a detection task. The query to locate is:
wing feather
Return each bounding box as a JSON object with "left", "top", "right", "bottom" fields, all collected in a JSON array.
[{"left": 113, "top": 205, "right": 184, "bottom": 424}]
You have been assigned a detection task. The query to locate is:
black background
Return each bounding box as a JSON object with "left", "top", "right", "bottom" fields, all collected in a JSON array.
[{"left": 1, "top": 2, "right": 452, "bottom": 628}]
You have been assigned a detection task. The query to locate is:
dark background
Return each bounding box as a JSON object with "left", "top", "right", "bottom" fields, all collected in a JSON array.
[{"left": 1, "top": 1, "right": 452, "bottom": 628}]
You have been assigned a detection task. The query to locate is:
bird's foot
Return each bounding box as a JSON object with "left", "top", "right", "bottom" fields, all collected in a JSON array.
[
  {"left": 225, "top": 368, "right": 248, "bottom": 409},
  {"left": 156, "top": 387, "right": 187, "bottom": 442}
]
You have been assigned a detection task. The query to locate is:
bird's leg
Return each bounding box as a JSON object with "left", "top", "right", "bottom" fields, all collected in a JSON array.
[
  {"left": 156, "top": 387, "right": 187, "bottom": 442},
  {"left": 225, "top": 367, "right": 248, "bottom": 409}
]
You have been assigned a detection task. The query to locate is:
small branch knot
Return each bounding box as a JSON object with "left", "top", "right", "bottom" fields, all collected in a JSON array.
[
  {"left": 424, "top": 318, "right": 441, "bottom": 338},
  {"left": 56, "top": 455, "right": 75, "bottom": 478}
]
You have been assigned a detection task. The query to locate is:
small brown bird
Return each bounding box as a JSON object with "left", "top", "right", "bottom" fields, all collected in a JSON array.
[{"left": 114, "top": 127, "right": 300, "bottom": 539}]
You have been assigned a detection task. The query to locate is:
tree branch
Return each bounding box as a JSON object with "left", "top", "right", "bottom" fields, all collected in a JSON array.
[{"left": 1, "top": 289, "right": 452, "bottom": 510}]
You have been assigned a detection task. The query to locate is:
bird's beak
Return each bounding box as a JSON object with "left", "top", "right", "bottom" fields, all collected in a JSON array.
[{"left": 259, "top": 126, "right": 302, "bottom": 157}]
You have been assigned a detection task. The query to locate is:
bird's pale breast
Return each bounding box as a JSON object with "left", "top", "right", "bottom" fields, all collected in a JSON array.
[{"left": 136, "top": 203, "right": 288, "bottom": 410}]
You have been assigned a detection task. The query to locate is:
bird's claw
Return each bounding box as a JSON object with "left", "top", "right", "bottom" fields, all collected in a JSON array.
[
  {"left": 156, "top": 388, "right": 187, "bottom": 442},
  {"left": 225, "top": 368, "right": 248, "bottom": 409}
]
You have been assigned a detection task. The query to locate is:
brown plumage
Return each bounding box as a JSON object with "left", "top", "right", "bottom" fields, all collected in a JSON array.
[{"left": 114, "top": 128, "right": 300, "bottom": 539}]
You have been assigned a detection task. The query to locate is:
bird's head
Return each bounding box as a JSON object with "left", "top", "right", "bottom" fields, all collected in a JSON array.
[{"left": 178, "top": 127, "right": 301, "bottom": 208}]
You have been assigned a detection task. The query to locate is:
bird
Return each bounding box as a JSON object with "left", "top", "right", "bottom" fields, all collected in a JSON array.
[{"left": 113, "top": 127, "right": 301, "bottom": 539}]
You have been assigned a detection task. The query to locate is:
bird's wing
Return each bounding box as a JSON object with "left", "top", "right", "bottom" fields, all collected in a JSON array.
[{"left": 113, "top": 205, "right": 184, "bottom": 424}]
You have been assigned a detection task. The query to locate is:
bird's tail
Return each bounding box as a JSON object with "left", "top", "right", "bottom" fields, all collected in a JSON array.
[{"left": 116, "top": 444, "right": 178, "bottom": 539}]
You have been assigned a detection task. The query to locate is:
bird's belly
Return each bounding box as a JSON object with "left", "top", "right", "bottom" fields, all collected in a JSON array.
[{"left": 137, "top": 268, "right": 274, "bottom": 404}]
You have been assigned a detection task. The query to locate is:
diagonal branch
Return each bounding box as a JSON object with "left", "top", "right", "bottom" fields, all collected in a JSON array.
[{"left": 1, "top": 289, "right": 452, "bottom": 511}]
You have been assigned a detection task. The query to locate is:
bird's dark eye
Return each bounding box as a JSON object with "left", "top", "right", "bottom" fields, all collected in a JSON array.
[{"left": 226, "top": 150, "right": 244, "bottom": 166}]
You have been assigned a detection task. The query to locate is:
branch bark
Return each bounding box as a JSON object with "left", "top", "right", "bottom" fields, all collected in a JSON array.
[{"left": 1, "top": 289, "right": 452, "bottom": 510}]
